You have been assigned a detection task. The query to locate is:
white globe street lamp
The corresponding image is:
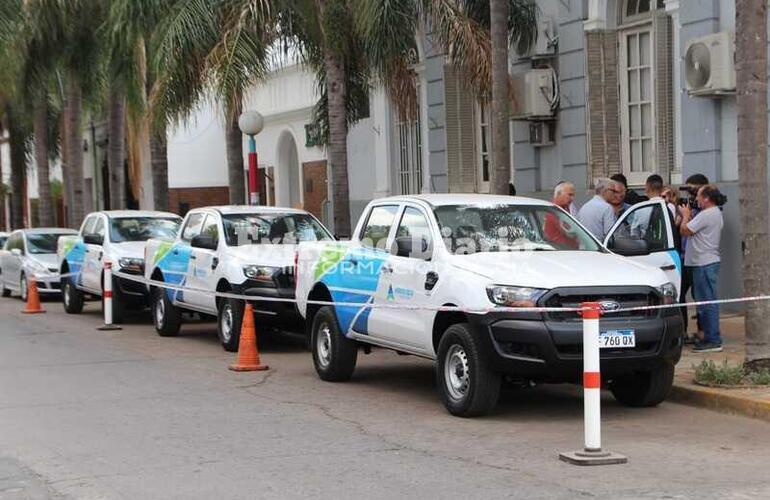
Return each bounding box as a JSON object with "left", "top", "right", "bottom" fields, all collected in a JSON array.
[{"left": 239, "top": 111, "right": 264, "bottom": 205}]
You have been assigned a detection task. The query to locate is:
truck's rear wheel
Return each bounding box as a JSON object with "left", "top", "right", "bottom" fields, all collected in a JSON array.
[
  {"left": 311, "top": 306, "right": 357, "bottom": 381},
  {"left": 62, "top": 277, "right": 84, "bottom": 314},
  {"left": 436, "top": 323, "right": 501, "bottom": 417},
  {"left": 153, "top": 287, "right": 181, "bottom": 337},
  {"left": 609, "top": 362, "right": 675, "bottom": 407},
  {"left": 218, "top": 298, "right": 243, "bottom": 352}
]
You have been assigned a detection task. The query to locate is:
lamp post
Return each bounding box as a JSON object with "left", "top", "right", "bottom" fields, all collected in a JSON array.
[{"left": 238, "top": 111, "right": 265, "bottom": 205}]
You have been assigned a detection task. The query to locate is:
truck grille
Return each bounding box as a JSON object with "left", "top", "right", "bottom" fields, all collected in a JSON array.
[
  {"left": 542, "top": 287, "right": 659, "bottom": 321},
  {"left": 274, "top": 267, "right": 296, "bottom": 290}
]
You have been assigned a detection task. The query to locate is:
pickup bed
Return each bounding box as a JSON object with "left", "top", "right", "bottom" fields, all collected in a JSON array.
[
  {"left": 144, "top": 205, "right": 333, "bottom": 351},
  {"left": 295, "top": 194, "right": 683, "bottom": 417}
]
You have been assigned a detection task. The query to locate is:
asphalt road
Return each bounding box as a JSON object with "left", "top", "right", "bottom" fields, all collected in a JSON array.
[{"left": 1, "top": 297, "right": 769, "bottom": 500}]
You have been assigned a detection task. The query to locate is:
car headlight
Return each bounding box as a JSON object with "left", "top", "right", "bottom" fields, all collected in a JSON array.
[
  {"left": 243, "top": 265, "right": 279, "bottom": 282},
  {"left": 657, "top": 282, "right": 677, "bottom": 305},
  {"left": 118, "top": 257, "right": 144, "bottom": 272},
  {"left": 486, "top": 285, "right": 547, "bottom": 308}
]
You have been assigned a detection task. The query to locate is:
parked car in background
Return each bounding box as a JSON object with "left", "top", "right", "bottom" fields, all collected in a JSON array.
[
  {"left": 1, "top": 228, "right": 79, "bottom": 300},
  {"left": 295, "top": 194, "right": 682, "bottom": 417},
  {"left": 58, "top": 211, "right": 182, "bottom": 322},
  {"left": 144, "top": 206, "right": 333, "bottom": 351}
]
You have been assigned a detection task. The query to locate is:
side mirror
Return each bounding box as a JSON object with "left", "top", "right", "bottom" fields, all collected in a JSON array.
[
  {"left": 83, "top": 233, "right": 103, "bottom": 246},
  {"left": 10, "top": 248, "right": 22, "bottom": 257},
  {"left": 191, "top": 234, "right": 218, "bottom": 250},
  {"left": 609, "top": 236, "right": 650, "bottom": 257},
  {"left": 392, "top": 236, "right": 431, "bottom": 259}
]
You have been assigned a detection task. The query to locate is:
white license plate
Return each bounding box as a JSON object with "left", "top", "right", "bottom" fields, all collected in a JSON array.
[{"left": 599, "top": 329, "right": 636, "bottom": 348}]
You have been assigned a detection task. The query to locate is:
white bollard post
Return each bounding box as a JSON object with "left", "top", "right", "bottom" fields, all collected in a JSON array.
[
  {"left": 559, "top": 302, "right": 626, "bottom": 466},
  {"left": 97, "top": 261, "right": 122, "bottom": 331}
]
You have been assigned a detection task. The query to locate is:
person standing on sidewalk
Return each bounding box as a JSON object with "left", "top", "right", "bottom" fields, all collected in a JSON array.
[
  {"left": 679, "top": 173, "right": 710, "bottom": 342},
  {"left": 680, "top": 184, "right": 727, "bottom": 353}
]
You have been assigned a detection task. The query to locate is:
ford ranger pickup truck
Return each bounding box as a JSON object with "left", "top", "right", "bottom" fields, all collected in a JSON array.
[
  {"left": 58, "top": 210, "right": 182, "bottom": 322},
  {"left": 144, "top": 206, "right": 333, "bottom": 351},
  {"left": 295, "top": 194, "right": 683, "bottom": 417}
]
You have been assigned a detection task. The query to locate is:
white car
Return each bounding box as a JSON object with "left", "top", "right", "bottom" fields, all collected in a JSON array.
[
  {"left": 143, "top": 206, "right": 333, "bottom": 351},
  {"left": 0, "top": 228, "right": 78, "bottom": 300},
  {"left": 58, "top": 210, "right": 182, "bottom": 322},
  {"left": 295, "top": 194, "right": 684, "bottom": 417}
]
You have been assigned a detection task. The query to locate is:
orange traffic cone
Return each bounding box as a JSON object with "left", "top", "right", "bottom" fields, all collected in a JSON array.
[
  {"left": 229, "top": 303, "right": 268, "bottom": 371},
  {"left": 21, "top": 277, "right": 45, "bottom": 314}
]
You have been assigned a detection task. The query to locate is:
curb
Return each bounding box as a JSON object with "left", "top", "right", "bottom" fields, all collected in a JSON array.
[{"left": 668, "top": 383, "right": 770, "bottom": 422}]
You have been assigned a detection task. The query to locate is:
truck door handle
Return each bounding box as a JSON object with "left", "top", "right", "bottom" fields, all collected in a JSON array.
[
  {"left": 189, "top": 255, "right": 197, "bottom": 260},
  {"left": 381, "top": 264, "right": 393, "bottom": 274},
  {"left": 425, "top": 271, "right": 439, "bottom": 291},
  {"left": 98, "top": 252, "right": 102, "bottom": 261},
  {"left": 211, "top": 257, "right": 219, "bottom": 270},
  {"left": 660, "top": 264, "right": 676, "bottom": 271}
]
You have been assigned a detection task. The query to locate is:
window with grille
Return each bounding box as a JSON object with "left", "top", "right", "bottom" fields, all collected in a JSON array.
[{"left": 396, "top": 84, "right": 423, "bottom": 195}]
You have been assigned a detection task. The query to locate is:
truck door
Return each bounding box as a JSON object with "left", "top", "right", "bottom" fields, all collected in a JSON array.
[
  {"left": 185, "top": 213, "right": 220, "bottom": 312},
  {"left": 83, "top": 216, "right": 107, "bottom": 292},
  {"left": 375, "top": 205, "right": 437, "bottom": 353},
  {"left": 604, "top": 199, "right": 681, "bottom": 295},
  {"left": 325, "top": 204, "right": 398, "bottom": 337}
]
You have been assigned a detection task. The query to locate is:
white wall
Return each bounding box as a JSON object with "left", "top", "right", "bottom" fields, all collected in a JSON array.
[
  {"left": 167, "top": 101, "right": 229, "bottom": 189},
  {"left": 718, "top": 0, "right": 738, "bottom": 182}
]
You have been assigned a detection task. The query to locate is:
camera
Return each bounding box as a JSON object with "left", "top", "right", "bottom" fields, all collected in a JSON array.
[{"left": 677, "top": 185, "right": 699, "bottom": 209}]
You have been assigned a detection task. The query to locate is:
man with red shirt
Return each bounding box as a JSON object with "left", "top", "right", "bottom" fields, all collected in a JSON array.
[{"left": 544, "top": 181, "right": 579, "bottom": 249}]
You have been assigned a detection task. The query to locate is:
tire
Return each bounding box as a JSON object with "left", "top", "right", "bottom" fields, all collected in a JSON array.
[
  {"left": 436, "top": 323, "right": 501, "bottom": 417},
  {"left": 62, "top": 276, "right": 84, "bottom": 314},
  {"left": 19, "top": 273, "right": 28, "bottom": 302},
  {"left": 0, "top": 272, "right": 10, "bottom": 298},
  {"left": 311, "top": 306, "right": 357, "bottom": 382},
  {"left": 152, "top": 286, "right": 182, "bottom": 337},
  {"left": 217, "top": 297, "right": 244, "bottom": 352},
  {"left": 609, "top": 362, "right": 675, "bottom": 407},
  {"left": 102, "top": 276, "right": 126, "bottom": 324}
]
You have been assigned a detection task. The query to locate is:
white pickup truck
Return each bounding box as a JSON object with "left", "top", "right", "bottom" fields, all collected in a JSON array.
[
  {"left": 58, "top": 210, "right": 182, "bottom": 322},
  {"left": 295, "top": 194, "right": 683, "bottom": 417},
  {"left": 143, "top": 206, "right": 333, "bottom": 351}
]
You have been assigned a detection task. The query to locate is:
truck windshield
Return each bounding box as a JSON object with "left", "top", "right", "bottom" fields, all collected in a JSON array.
[
  {"left": 222, "top": 213, "right": 332, "bottom": 246},
  {"left": 27, "top": 233, "right": 72, "bottom": 254},
  {"left": 110, "top": 218, "right": 181, "bottom": 243},
  {"left": 433, "top": 204, "right": 602, "bottom": 254}
]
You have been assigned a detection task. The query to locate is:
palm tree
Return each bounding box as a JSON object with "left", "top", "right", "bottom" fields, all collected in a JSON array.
[
  {"left": 489, "top": 0, "right": 510, "bottom": 195},
  {"left": 736, "top": 0, "right": 770, "bottom": 371}
]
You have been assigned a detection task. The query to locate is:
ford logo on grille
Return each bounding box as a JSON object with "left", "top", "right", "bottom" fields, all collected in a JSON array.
[{"left": 599, "top": 300, "right": 621, "bottom": 312}]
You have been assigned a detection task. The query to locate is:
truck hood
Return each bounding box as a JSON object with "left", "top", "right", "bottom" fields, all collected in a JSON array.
[
  {"left": 227, "top": 244, "right": 297, "bottom": 267},
  {"left": 448, "top": 251, "right": 670, "bottom": 289},
  {"left": 109, "top": 241, "right": 147, "bottom": 260}
]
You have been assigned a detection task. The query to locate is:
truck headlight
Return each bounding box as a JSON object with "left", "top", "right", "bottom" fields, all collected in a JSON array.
[
  {"left": 118, "top": 257, "right": 144, "bottom": 272},
  {"left": 243, "top": 265, "right": 279, "bottom": 282},
  {"left": 486, "top": 286, "right": 547, "bottom": 308},
  {"left": 657, "top": 282, "right": 677, "bottom": 305}
]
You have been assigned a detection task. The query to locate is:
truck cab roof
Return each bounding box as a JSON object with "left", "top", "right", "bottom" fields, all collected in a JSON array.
[
  {"left": 196, "top": 205, "right": 311, "bottom": 216},
  {"left": 373, "top": 194, "right": 552, "bottom": 208},
  {"left": 94, "top": 210, "right": 181, "bottom": 219}
]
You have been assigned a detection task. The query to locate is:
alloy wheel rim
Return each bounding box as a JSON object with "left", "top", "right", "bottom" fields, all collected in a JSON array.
[
  {"left": 155, "top": 295, "right": 165, "bottom": 327},
  {"left": 317, "top": 323, "right": 332, "bottom": 368},
  {"left": 444, "top": 344, "right": 470, "bottom": 401},
  {"left": 221, "top": 304, "right": 233, "bottom": 343},
  {"left": 20, "top": 278, "right": 27, "bottom": 301},
  {"left": 63, "top": 282, "right": 70, "bottom": 307}
]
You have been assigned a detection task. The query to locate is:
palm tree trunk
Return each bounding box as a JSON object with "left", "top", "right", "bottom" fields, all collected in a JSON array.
[
  {"left": 34, "top": 101, "right": 54, "bottom": 227},
  {"left": 108, "top": 90, "right": 126, "bottom": 210},
  {"left": 65, "top": 78, "right": 85, "bottom": 226},
  {"left": 489, "top": 0, "right": 511, "bottom": 195},
  {"left": 737, "top": 0, "right": 770, "bottom": 370},
  {"left": 150, "top": 123, "right": 169, "bottom": 212},
  {"left": 7, "top": 106, "right": 26, "bottom": 230},
  {"left": 60, "top": 106, "right": 74, "bottom": 227},
  {"left": 226, "top": 98, "right": 245, "bottom": 204}
]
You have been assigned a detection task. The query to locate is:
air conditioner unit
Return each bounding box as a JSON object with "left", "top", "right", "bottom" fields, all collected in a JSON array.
[
  {"left": 511, "top": 68, "right": 558, "bottom": 120},
  {"left": 533, "top": 18, "right": 557, "bottom": 58},
  {"left": 685, "top": 31, "right": 735, "bottom": 96},
  {"left": 529, "top": 122, "right": 554, "bottom": 147}
]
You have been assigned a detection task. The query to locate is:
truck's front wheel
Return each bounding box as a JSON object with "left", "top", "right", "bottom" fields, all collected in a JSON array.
[
  {"left": 218, "top": 298, "right": 244, "bottom": 352},
  {"left": 609, "top": 362, "right": 675, "bottom": 407},
  {"left": 152, "top": 287, "right": 181, "bottom": 337},
  {"left": 62, "top": 277, "right": 84, "bottom": 314},
  {"left": 311, "top": 306, "right": 357, "bottom": 381},
  {"left": 436, "top": 324, "right": 501, "bottom": 417}
]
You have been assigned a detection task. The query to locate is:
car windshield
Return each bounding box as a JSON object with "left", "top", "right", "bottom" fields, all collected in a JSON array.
[
  {"left": 222, "top": 213, "right": 332, "bottom": 246},
  {"left": 110, "top": 218, "right": 181, "bottom": 243},
  {"left": 433, "top": 204, "right": 602, "bottom": 254},
  {"left": 26, "top": 233, "right": 71, "bottom": 254}
]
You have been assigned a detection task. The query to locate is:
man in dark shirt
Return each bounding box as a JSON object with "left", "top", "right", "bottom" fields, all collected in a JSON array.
[{"left": 611, "top": 173, "right": 648, "bottom": 205}]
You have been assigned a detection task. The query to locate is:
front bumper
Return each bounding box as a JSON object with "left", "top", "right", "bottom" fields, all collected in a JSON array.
[
  {"left": 235, "top": 279, "right": 303, "bottom": 328},
  {"left": 33, "top": 275, "right": 62, "bottom": 294},
  {"left": 467, "top": 308, "right": 684, "bottom": 383},
  {"left": 115, "top": 272, "right": 150, "bottom": 301}
]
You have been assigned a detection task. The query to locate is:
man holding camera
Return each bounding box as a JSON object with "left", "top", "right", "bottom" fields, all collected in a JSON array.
[{"left": 680, "top": 184, "right": 726, "bottom": 352}]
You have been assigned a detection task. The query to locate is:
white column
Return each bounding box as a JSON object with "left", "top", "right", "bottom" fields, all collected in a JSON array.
[
  {"left": 584, "top": 0, "right": 608, "bottom": 32},
  {"left": 666, "top": 0, "right": 683, "bottom": 184},
  {"left": 372, "top": 89, "right": 393, "bottom": 199}
]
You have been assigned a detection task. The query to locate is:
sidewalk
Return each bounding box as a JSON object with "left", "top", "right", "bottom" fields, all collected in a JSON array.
[{"left": 669, "top": 314, "right": 770, "bottom": 421}]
